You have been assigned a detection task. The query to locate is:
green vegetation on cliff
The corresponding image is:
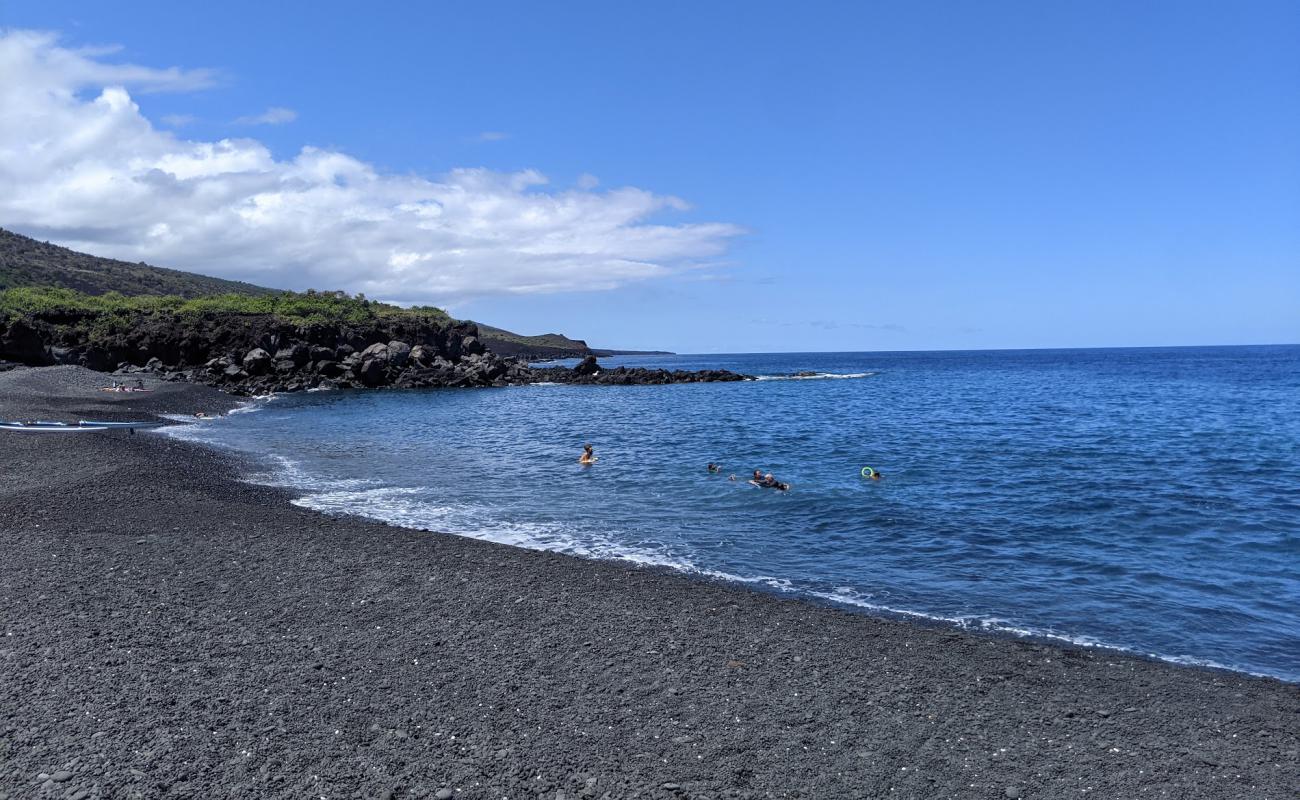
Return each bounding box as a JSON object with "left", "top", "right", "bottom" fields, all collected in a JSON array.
[{"left": 0, "top": 286, "right": 451, "bottom": 328}]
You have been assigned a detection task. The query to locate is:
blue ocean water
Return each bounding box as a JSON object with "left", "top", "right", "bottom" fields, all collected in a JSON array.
[{"left": 166, "top": 346, "right": 1300, "bottom": 681}]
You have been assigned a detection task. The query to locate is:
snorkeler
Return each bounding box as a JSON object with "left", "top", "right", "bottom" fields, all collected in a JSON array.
[
  {"left": 579, "top": 443, "right": 597, "bottom": 465},
  {"left": 748, "top": 469, "right": 789, "bottom": 491}
]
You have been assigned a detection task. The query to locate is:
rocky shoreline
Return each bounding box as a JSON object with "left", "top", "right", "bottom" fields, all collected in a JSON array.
[{"left": 2, "top": 308, "right": 749, "bottom": 395}]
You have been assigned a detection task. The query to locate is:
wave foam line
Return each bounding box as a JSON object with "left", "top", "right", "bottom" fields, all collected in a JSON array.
[
  {"left": 804, "top": 587, "right": 1275, "bottom": 679},
  {"left": 755, "top": 371, "right": 877, "bottom": 381}
]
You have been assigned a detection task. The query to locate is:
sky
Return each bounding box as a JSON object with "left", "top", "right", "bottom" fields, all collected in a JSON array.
[{"left": 0, "top": 1, "right": 1296, "bottom": 352}]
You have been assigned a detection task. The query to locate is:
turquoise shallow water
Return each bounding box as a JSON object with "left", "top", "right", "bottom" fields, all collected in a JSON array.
[{"left": 167, "top": 345, "right": 1300, "bottom": 681}]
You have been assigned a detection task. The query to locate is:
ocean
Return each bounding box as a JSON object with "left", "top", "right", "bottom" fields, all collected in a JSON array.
[{"left": 165, "top": 345, "right": 1300, "bottom": 681}]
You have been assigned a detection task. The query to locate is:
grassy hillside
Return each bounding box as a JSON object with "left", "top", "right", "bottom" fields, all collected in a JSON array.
[
  {"left": 0, "top": 227, "right": 276, "bottom": 298},
  {"left": 0, "top": 286, "right": 451, "bottom": 327}
]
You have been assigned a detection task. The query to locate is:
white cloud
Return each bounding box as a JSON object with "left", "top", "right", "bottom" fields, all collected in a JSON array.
[
  {"left": 476, "top": 130, "right": 509, "bottom": 142},
  {"left": 235, "top": 106, "right": 297, "bottom": 126},
  {"left": 0, "top": 30, "right": 743, "bottom": 304},
  {"left": 160, "top": 113, "right": 196, "bottom": 127}
]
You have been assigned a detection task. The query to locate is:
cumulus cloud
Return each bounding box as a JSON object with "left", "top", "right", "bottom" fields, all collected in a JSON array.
[
  {"left": 234, "top": 106, "right": 297, "bottom": 125},
  {"left": 0, "top": 31, "right": 743, "bottom": 304}
]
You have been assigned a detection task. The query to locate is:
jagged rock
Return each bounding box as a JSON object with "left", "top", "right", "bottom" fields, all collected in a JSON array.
[
  {"left": 275, "top": 344, "right": 310, "bottom": 367},
  {"left": 359, "top": 342, "right": 390, "bottom": 362},
  {"left": 357, "top": 356, "right": 387, "bottom": 387},
  {"left": 388, "top": 340, "right": 411, "bottom": 368},
  {"left": 573, "top": 355, "right": 601, "bottom": 376},
  {"left": 408, "top": 344, "right": 432, "bottom": 366},
  {"left": 223, "top": 364, "right": 248, "bottom": 380},
  {"left": 242, "top": 348, "right": 272, "bottom": 375},
  {"left": 461, "top": 335, "right": 486, "bottom": 356},
  {"left": 316, "top": 360, "right": 344, "bottom": 378}
]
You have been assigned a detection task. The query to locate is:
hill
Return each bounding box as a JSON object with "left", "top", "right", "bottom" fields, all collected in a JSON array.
[
  {"left": 0, "top": 226, "right": 669, "bottom": 359},
  {"left": 472, "top": 323, "right": 594, "bottom": 359},
  {"left": 472, "top": 324, "right": 674, "bottom": 360},
  {"left": 0, "top": 228, "right": 276, "bottom": 298}
]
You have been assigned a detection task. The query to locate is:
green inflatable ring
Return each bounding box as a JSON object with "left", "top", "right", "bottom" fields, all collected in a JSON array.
[{"left": 861, "top": 466, "right": 876, "bottom": 478}]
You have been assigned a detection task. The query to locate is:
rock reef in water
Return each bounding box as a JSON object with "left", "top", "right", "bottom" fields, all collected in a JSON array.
[{"left": 0, "top": 311, "right": 751, "bottom": 395}]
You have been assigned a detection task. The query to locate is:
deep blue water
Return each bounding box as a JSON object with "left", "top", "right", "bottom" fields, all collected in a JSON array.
[{"left": 166, "top": 346, "right": 1300, "bottom": 681}]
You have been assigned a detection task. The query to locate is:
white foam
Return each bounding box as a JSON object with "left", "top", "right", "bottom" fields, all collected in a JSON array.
[
  {"left": 803, "top": 587, "right": 1273, "bottom": 678},
  {"left": 227, "top": 394, "right": 279, "bottom": 413},
  {"left": 755, "top": 371, "right": 877, "bottom": 381}
]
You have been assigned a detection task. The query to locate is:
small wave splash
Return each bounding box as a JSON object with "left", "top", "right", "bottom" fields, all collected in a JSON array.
[{"left": 755, "top": 371, "right": 877, "bottom": 381}]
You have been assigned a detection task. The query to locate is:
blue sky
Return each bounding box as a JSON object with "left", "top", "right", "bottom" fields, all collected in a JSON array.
[{"left": 1, "top": 1, "right": 1296, "bottom": 352}]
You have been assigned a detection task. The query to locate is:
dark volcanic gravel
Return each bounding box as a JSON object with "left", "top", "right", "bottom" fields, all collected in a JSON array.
[{"left": 1, "top": 367, "right": 1296, "bottom": 799}]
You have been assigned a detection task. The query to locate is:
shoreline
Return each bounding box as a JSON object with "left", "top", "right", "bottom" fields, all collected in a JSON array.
[{"left": 2, "top": 366, "right": 1296, "bottom": 798}]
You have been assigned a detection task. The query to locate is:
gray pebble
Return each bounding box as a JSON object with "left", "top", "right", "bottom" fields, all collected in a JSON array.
[
  {"left": 51, "top": 770, "right": 72, "bottom": 782},
  {"left": 435, "top": 789, "right": 453, "bottom": 799},
  {"left": 1005, "top": 788, "right": 1024, "bottom": 799}
]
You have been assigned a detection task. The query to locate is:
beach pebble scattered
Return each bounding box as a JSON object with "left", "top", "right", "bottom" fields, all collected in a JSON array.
[
  {"left": 51, "top": 770, "right": 72, "bottom": 782},
  {"left": 435, "top": 789, "right": 453, "bottom": 799}
]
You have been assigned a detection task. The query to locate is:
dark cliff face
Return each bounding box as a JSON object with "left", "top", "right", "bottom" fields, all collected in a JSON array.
[{"left": 0, "top": 313, "right": 751, "bottom": 394}]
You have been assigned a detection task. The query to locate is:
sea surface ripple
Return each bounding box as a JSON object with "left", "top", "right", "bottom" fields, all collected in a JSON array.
[{"left": 165, "top": 345, "right": 1300, "bottom": 681}]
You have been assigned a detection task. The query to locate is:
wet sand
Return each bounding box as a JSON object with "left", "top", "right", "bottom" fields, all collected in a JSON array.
[{"left": 1, "top": 366, "right": 1296, "bottom": 799}]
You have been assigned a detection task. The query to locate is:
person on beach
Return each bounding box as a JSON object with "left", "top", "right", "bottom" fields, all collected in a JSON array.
[{"left": 579, "top": 444, "right": 597, "bottom": 465}]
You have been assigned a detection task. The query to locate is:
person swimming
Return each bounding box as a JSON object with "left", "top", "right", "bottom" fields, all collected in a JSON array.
[
  {"left": 749, "top": 469, "right": 789, "bottom": 491},
  {"left": 707, "top": 462, "right": 723, "bottom": 474},
  {"left": 579, "top": 443, "right": 597, "bottom": 464}
]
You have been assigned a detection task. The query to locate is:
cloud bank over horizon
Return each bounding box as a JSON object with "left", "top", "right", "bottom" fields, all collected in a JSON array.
[{"left": 0, "top": 30, "right": 743, "bottom": 305}]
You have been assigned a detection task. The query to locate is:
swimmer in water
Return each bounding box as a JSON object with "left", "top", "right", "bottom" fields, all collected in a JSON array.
[
  {"left": 707, "top": 462, "right": 723, "bottom": 474},
  {"left": 579, "top": 443, "right": 597, "bottom": 465},
  {"left": 748, "top": 470, "right": 789, "bottom": 491}
]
